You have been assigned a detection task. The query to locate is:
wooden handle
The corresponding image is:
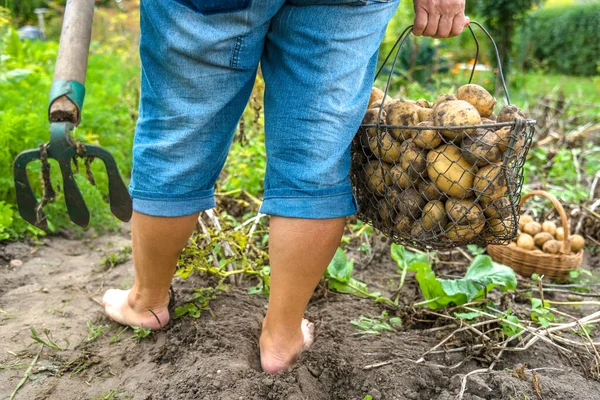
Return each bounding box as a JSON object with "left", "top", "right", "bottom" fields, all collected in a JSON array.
[
  {"left": 519, "top": 190, "right": 571, "bottom": 254},
  {"left": 49, "top": 0, "right": 95, "bottom": 123}
]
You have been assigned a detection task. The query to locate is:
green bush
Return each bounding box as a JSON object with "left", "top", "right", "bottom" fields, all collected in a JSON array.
[{"left": 517, "top": 4, "right": 600, "bottom": 76}]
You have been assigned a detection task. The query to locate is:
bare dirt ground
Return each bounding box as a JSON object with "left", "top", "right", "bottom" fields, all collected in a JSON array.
[{"left": 1, "top": 226, "right": 600, "bottom": 400}]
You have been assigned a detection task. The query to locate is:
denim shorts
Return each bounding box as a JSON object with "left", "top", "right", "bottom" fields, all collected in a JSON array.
[{"left": 129, "top": 0, "right": 399, "bottom": 218}]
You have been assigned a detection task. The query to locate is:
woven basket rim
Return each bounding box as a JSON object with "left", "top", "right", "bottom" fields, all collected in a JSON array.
[{"left": 488, "top": 243, "right": 584, "bottom": 261}]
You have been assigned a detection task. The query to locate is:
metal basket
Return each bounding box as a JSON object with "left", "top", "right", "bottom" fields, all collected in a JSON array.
[{"left": 350, "top": 22, "right": 537, "bottom": 250}]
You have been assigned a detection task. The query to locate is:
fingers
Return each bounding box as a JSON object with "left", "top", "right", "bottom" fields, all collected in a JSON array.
[
  {"left": 449, "top": 14, "right": 466, "bottom": 37},
  {"left": 412, "top": 0, "right": 468, "bottom": 38},
  {"left": 413, "top": 8, "right": 428, "bottom": 36},
  {"left": 434, "top": 15, "right": 453, "bottom": 38}
]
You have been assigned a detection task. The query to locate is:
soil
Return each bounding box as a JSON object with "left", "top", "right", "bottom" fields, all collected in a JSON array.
[{"left": 1, "top": 227, "right": 599, "bottom": 400}]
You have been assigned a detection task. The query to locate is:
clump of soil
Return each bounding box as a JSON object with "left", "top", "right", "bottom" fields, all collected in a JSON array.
[{"left": 1, "top": 230, "right": 599, "bottom": 399}]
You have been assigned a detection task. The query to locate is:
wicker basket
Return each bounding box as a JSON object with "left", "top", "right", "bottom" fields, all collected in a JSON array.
[{"left": 487, "top": 190, "right": 584, "bottom": 279}]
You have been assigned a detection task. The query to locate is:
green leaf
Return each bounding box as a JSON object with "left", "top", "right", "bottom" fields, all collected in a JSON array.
[
  {"left": 454, "top": 311, "right": 483, "bottom": 320},
  {"left": 391, "top": 244, "right": 428, "bottom": 272},
  {"left": 326, "top": 248, "right": 354, "bottom": 283},
  {"left": 501, "top": 313, "right": 522, "bottom": 337},
  {"left": 440, "top": 256, "right": 517, "bottom": 302}
]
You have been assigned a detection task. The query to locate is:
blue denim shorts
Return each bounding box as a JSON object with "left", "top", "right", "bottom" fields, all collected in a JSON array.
[{"left": 129, "top": 0, "right": 399, "bottom": 218}]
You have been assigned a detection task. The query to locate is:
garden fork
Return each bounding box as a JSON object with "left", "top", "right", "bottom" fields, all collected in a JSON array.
[{"left": 13, "top": 0, "right": 132, "bottom": 229}]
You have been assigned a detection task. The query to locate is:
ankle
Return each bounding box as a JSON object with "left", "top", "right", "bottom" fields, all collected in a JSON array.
[{"left": 127, "top": 287, "right": 170, "bottom": 312}]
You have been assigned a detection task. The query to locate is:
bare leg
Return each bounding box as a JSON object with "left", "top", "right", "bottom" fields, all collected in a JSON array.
[
  {"left": 102, "top": 211, "right": 199, "bottom": 329},
  {"left": 260, "top": 216, "right": 345, "bottom": 374}
]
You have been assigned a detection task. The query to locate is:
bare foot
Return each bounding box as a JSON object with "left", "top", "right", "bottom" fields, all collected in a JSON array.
[
  {"left": 102, "top": 289, "right": 170, "bottom": 330},
  {"left": 260, "top": 319, "right": 315, "bottom": 374}
]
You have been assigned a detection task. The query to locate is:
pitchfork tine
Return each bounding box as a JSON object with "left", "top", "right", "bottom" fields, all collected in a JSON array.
[
  {"left": 57, "top": 157, "right": 90, "bottom": 228},
  {"left": 13, "top": 149, "right": 48, "bottom": 229}
]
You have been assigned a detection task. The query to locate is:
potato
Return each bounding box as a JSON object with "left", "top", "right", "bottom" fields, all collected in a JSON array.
[
  {"left": 394, "top": 215, "right": 412, "bottom": 235},
  {"left": 386, "top": 186, "right": 402, "bottom": 208},
  {"left": 556, "top": 227, "right": 565, "bottom": 241},
  {"left": 364, "top": 160, "right": 392, "bottom": 196},
  {"left": 399, "top": 140, "right": 427, "bottom": 178},
  {"left": 396, "top": 188, "right": 425, "bottom": 220},
  {"left": 362, "top": 109, "right": 386, "bottom": 139},
  {"left": 417, "top": 107, "right": 434, "bottom": 122},
  {"left": 523, "top": 221, "right": 542, "bottom": 236},
  {"left": 416, "top": 99, "right": 432, "bottom": 109},
  {"left": 519, "top": 215, "right": 534, "bottom": 231},
  {"left": 370, "top": 98, "right": 399, "bottom": 111},
  {"left": 497, "top": 105, "right": 527, "bottom": 123},
  {"left": 570, "top": 234, "right": 585, "bottom": 252},
  {"left": 480, "top": 118, "right": 495, "bottom": 125},
  {"left": 483, "top": 196, "right": 512, "bottom": 220},
  {"left": 445, "top": 199, "right": 483, "bottom": 226},
  {"left": 389, "top": 165, "right": 418, "bottom": 190},
  {"left": 461, "top": 128, "right": 503, "bottom": 166},
  {"left": 543, "top": 239, "right": 562, "bottom": 254},
  {"left": 434, "top": 100, "right": 482, "bottom": 140},
  {"left": 418, "top": 180, "right": 445, "bottom": 202},
  {"left": 378, "top": 200, "right": 395, "bottom": 228},
  {"left": 473, "top": 164, "right": 508, "bottom": 205},
  {"left": 410, "top": 222, "right": 429, "bottom": 239},
  {"left": 484, "top": 218, "right": 515, "bottom": 241},
  {"left": 456, "top": 84, "right": 496, "bottom": 118},
  {"left": 542, "top": 221, "right": 557, "bottom": 237},
  {"left": 444, "top": 219, "right": 485, "bottom": 242},
  {"left": 517, "top": 233, "right": 535, "bottom": 250},
  {"left": 368, "top": 87, "right": 385, "bottom": 108},
  {"left": 367, "top": 132, "right": 402, "bottom": 163},
  {"left": 421, "top": 200, "right": 447, "bottom": 232},
  {"left": 489, "top": 113, "right": 497, "bottom": 121},
  {"left": 412, "top": 121, "right": 442, "bottom": 149},
  {"left": 427, "top": 144, "right": 475, "bottom": 199},
  {"left": 432, "top": 93, "right": 457, "bottom": 109},
  {"left": 534, "top": 232, "right": 554, "bottom": 248},
  {"left": 386, "top": 101, "right": 420, "bottom": 141},
  {"left": 496, "top": 126, "right": 524, "bottom": 155}
]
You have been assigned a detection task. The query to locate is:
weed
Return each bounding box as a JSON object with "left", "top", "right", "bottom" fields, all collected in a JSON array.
[
  {"left": 109, "top": 326, "right": 129, "bottom": 345},
  {"left": 29, "top": 326, "right": 67, "bottom": 351},
  {"left": 325, "top": 248, "right": 384, "bottom": 301},
  {"left": 61, "top": 350, "right": 102, "bottom": 376},
  {"left": 173, "top": 285, "right": 226, "bottom": 319},
  {"left": 530, "top": 298, "right": 556, "bottom": 327},
  {"left": 129, "top": 326, "right": 152, "bottom": 343},
  {"left": 101, "top": 245, "right": 132, "bottom": 270},
  {"left": 351, "top": 311, "right": 402, "bottom": 335},
  {"left": 87, "top": 321, "right": 109, "bottom": 342}
]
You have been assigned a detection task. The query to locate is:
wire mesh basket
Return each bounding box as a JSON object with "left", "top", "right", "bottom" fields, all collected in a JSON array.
[{"left": 350, "top": 22, "right": 537, "bottom": 250}]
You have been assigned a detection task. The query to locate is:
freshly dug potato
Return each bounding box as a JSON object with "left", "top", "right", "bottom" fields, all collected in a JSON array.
[
  {"left": 421, "top": 200, "right": 447, "bottom": 232},
  {"left": 418, "top": 180, "right": 445, "bottom": 201},
  {"left": 386, "top": 187, "right": 402, "bottom": 209},
  {"left": 497, "top": 105, "right": 527, "bottom": 123},
  {"left": 398, "top": 140, "right": 427, "bottom": 178},
  {"left": 484, "top": 218, "right": 515, "bottom": 241},
  {"left": 473, "top": 164, "right": 507, "bottom": 205},
  {"left": 517, "top": 233, "right": 535, "bottom": 250},
  {"left": 489, "top": 113, "right": 497, "bottom": 121},
  {"left": 362, "top": 109, "right": 386, "bottom": 139},
  {"left": 496, "top": 126, "right": 524, "bottom": 155},
  {"left": 543, "top": 240, "right": 562, "bottom": 254},
  {"left": 480, "top": 118, "right": 495, "bottom": 125},
  {"left": 386, "top": 101, "right": 420, "bottom": 141},
  {"left": 368, "top": 87, "right": 385, "bottom": 108},
  {"left": 397, "top": 188, "right": 425, "bottom": 220},
  {"left": 445, "top": 199, "right": 483, "bottom": 226},
  {"left": 432, "top": 93, "right": 457, "bottom": 109},
  {"left": 434, "top": 100, "right": 481, "bottom": 140},
  {"left": 364, "top": 161, "right": 392, "bottom": 196},
  {"left": 378, "top": 200, "right": 395, "bottom": 228},
  {"left": 412, "top": 121, "right": 442, "bottom": 149},
  {"left": 389, "top": 165, "right": 418, "bottom": 190},
  {"left": 456, "top": 84, "right": 496, "bottom": 118},
  {"left": 417, "top": 107, "right": 434, "bottom": 122},
  {"left": 370, "top": 98, "right": 399, "bottom": 111},
  {"left": 519, "top": 215, "right": 534, "bottom": 230},
  {"left": 367, "top": 132, "right": 402, "bottom": 163},
  {"left": 570, "top": 234, "right": 585, "bottom": 252},
  {"left": 542, "top": 221, "right": 557, "bottom": 237},
  {"left": 483, "top": 196, "right": 512, "bottom": 220},
  {"left": 444, "top": 219, "right": 485, "bottom": 242},
  {"left": 427, "top": 144, "right": 475, "bottom": 199},
  {"left": 523, "top": 221, "right": 542, "bottom": 236},
  {"left": 416, "top": 99, "right": 432, "bottom": 108},
  {"left": 410, "top": 222, "right": 429, "bottom": 239},
  {"left": 556, "top": 227, "right": 565, "bottom": 241},
  {"left": 461, "top": 128, "right": 503, "bottom": 166},
  {"left": 394, "top": 215, "right": 412, "bottom": 235},
  {"left": 534, "top": 232, "right": 554, "bottom": 248}
]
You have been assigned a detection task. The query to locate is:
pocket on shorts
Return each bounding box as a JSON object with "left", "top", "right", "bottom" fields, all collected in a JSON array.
[
  {"left": 175, "top": 0, "right": 252, "bottom": 14},
  {"left": 287, "top": 0, "right": 393, "bottom": 6}
]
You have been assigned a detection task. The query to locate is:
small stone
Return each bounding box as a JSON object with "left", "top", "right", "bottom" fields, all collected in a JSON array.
[
  {"left": 212, "top": 380, "right": 221, "bottom": 388},
  {"left": 42, "top": 287, "right": 49, "bottom": 293},
  {"left": 10, "top": 259, "right": 23, "bottom": 268},
  {"left": 262, "top": 377, "right": 274, "bottom": 386},
  {"left": 370, "top": 389, "right": 382, "bottom": 400},
  {"left": 216, "top": 369, "right": 222, "bottom": 374}
]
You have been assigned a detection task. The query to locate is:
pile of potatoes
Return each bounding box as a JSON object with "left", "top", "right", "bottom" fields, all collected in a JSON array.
[
  {"left": 512, "top": 215, "right": 585, "bottom": 255},
  {"left": 360, "top": 83, "right": 528, "bottom": 243}
]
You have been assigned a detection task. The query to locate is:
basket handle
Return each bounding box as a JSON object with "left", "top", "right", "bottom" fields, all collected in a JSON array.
[
  {"left": 374, "top": 21, "right": 511, "bottom": 121},
  {"left": 519, "top": 190, "right": 571, "bottom": 255}
]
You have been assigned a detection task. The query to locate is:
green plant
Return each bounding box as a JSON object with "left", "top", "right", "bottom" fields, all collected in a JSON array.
[
  {"left": 410, "top": 254, "right": 517, "bottom": 309},
  {"left": 0, "top": 200, "right": 12, "bottom": 240},
  {"left": 324, "top": 248, "right": 382, "bottom": 300},
  {"left": 100, "top": 245, "right": 132, "bottom": 270},
  {"left": 109, "top": 326, "right": 129, "bottom": 344},
  {"left": 86, "top": 321, "right": 108, "bottom": 342},
  {"left": 350, "top": 311, "right": 402, "bottom": 335},
  {"left": 248, "top": 265, "right": 271, "bottom": 295},
  {"left": 29, "top": 325, "right": 67, "bottom": 350},
  {"left": 130, "top": 326, "right": 152, "bottom": 343},
  {"left": 530, "top": 298, "right": 556, "bottom": 327},
  {"left": 173, "top": 286, "right": 225, "bottom": 319}
]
